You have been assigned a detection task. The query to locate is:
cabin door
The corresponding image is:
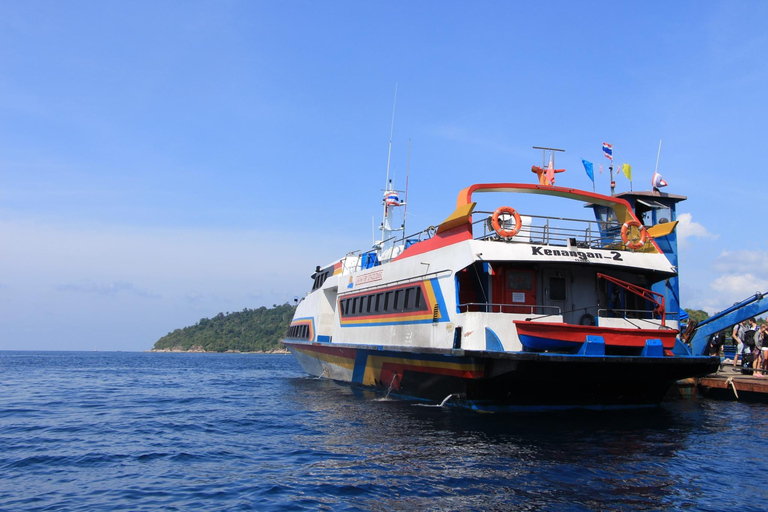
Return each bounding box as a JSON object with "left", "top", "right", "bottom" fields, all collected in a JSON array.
[
  {"left": 493, "top": 267, "right": 536, "bottom": 314},
  {"left": 543, "top": 270, "right": 573, "bottom": 324}
]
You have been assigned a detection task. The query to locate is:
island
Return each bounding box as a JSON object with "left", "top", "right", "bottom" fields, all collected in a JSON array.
[{"left": 151, "top": 304, "right": 294, "bottom": 353}]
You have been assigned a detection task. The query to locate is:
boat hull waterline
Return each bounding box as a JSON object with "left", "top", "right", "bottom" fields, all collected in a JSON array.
[{"left": 284, "top": 341, "right": 719, "bottom": 410}]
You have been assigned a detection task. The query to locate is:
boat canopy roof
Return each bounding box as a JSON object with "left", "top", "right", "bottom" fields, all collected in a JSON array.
[{"left": 439, "top": 183, "right": 639, "bottom": 233}]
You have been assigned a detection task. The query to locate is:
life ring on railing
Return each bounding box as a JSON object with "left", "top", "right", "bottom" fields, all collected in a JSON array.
[
  {"left": 491, "top": 206, "right": 522, "bottom": 238},
  {"left": 621, "top": 220, "right": 647, "bottom": 250}
]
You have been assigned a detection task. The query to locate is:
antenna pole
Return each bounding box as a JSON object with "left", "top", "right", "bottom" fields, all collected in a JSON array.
[
  {"left": 381, "top": 83, "right": 398, "bottom": 234},
  {"left": 610, "top": 164, "right": 615, "bottom": 195},
  {"left": 403, "top": 138, "right": 411, "bottom": 236},
  {"left": 654, "top": 139, "right": 663, "bottom": 173},
  {"left": 385, "top": 83, "right": 398, "bottom": 190}
]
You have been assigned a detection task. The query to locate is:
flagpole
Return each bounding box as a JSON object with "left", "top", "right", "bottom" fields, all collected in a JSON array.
[
  {"left": 654, "top": 139, "right": 662, "bottom": 173},
  {"left": 610, "top": 164, "right": 615, "bottom": 196}
]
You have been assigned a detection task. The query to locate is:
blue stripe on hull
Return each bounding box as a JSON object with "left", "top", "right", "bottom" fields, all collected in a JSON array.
[{"left": 352, "top": 350, "right": 368, "bottom": 383}]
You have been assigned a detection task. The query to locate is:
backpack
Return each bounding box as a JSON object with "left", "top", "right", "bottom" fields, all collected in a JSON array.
[
  {"left": 705, "top": 332, "right": 726, "bottom": 356},
  {"left": 744, "top": 329, "right": 756, "bottom": 348}
]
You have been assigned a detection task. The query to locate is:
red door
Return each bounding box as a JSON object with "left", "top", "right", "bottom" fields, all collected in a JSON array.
[{"left": 493, "top": 267, "right": 536, "bottom": 314}]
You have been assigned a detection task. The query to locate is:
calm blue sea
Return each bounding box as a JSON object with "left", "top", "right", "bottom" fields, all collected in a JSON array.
[{"left": 0, "top": 351, "right": 766, "bottom": 511}]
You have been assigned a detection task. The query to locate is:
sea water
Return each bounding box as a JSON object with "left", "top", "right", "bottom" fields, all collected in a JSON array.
[{"left": 1, "top": 351, "right": 766, "bottom": 511}]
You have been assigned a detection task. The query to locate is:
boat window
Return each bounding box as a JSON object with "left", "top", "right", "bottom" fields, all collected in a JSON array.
[
  {"left": 549, "top": 277, "right": 567, "bottom": 301},
  {"left": 508, "top": 272, "right": 533, "bottom": 290},
  {"left": 413, "top": 287, "right": 422, "bottom": 309},
  {"left": 312, "top": 266, "right": 335, "bottom": 291},
  {"left": 338, "top": 283, "right": 430, "bottom": 319}
]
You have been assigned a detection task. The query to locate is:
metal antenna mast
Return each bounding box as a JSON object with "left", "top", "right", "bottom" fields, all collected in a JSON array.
[
  {"left": 654, "top": 139, "right": 663, "bottom": 173},
  {"left": 384, "top": 83, "right": 398, "bottom": 190}
]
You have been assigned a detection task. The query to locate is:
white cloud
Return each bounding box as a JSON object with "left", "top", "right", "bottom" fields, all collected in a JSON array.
[
  {"left": 712, "top": 249, "right": 768, "bottom": 275},
  {"left": 56, "top": 280, "right": 161, "bottom": 298},
  {"left": 0, "top": 219, "right": 355, "bottom": 350},
  {"left": 711, "top": 273, "right": 768, "bottom": 298},
  {"left": 702, "top": 249, "right": 768, "bottom": 310},
  {"left": 677, "top": 212, "right": 718, "bottom": 249}
]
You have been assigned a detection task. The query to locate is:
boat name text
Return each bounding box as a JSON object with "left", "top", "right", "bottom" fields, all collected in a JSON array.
[{"left": 530, "top": 246, "right": 623, "bottom": 261}]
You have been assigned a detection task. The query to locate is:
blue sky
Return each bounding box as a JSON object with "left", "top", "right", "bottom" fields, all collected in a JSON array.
[{"left": 1, "top": 1, "right": 767, "bottom": 351}]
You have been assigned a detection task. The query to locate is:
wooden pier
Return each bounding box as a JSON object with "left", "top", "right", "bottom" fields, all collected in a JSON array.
[{"left": 691, "top": 366, "right": 768, "bottom": 402}]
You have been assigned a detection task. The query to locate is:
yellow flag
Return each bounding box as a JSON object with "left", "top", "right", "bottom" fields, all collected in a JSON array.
[{"left": 622, "top": 163, "right": 632, "bottom": 180}]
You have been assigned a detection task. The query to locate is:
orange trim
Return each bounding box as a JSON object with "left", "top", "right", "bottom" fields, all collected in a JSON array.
[
  {"left": 392, "top": 224, "right": 472, "bottom": 261},
  {"left": 457, "top": 183, "right": 635, "bottom": 221},
  {"left": 454, "top": 183, "right": 662, "bottom": 253}
]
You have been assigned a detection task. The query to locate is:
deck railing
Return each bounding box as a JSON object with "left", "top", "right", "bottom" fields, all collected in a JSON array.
[
  {"left": 473, "top": 211, "right": 626, "bottom": 250},
  {"left": 348, "top": 209, "right": 643, "bottom": 271},
  {"left": 458, "top": 303, "right": 561, "bottom": 316}
]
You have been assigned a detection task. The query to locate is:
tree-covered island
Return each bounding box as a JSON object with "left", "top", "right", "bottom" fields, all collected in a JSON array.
[{"left": 151, "top": 303, "right": 294, "bottom": 353}]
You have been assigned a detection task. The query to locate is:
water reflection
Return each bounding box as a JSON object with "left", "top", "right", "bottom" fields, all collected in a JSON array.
[{"left": 284, "top": 376, "right": 755, "bottom": 510}]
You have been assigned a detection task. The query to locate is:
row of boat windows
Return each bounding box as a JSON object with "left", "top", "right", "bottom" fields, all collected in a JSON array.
[
  {"left": 311, "top": 269, "right": 332, "bottom": 291},
  {"left": 287, "top": 324, "right": 311, "bottom": 340},
  {"left": 340, "top": 286, "right": 427, "bottom": 317}
]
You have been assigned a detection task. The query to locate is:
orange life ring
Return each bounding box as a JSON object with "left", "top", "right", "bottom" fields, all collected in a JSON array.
[
  {"left": 491, "top": 206, "right": 522, "bottom": 238},
  {"left": 621, "top": 220, "right": 647, "bottom": 250}
]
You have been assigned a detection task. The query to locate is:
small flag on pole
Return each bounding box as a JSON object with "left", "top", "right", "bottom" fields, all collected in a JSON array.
[
  {"left": 622, "top": 163, "right": 632, "bottom": 180},
  {"left": 385, "top": 191, "right": 401, "bottom": 206},
  {"left": 602, "top": 142, "right": 613, "bottom": 160},
  {"left": 581, "top": 159, "right": 594, "bottom": 183}
]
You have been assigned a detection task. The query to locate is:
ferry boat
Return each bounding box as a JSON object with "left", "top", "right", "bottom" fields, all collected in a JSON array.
[{"left": 282, "top": 154, "right": 719, "bottom": 410}]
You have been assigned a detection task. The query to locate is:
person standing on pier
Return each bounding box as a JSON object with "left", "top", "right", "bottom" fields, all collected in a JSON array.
[
  {"left": 759, "top": 322, "right": 768, "bottom": 374},
  {"left": 733, "top": 321, "right": 747, "bottom": 368},
  {"left": 746, "top": 318, "right": 759, "bottom": 372}
]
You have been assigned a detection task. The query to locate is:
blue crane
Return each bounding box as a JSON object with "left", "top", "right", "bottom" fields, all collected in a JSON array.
[{"left": 688, "top": 292, "right": 768, "bottom": 356}]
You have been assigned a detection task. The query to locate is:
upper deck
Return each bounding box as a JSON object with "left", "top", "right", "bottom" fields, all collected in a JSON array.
[
  {"left": 387, "top": 183, "right": 672, "bottom": 263},
  {"left": 312, "top": 183, "right": 681, "bottom": 281}
]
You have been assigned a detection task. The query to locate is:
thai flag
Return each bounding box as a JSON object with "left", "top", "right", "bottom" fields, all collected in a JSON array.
[
  {"left": 602, "top": 142, "right": 613, "bottom": 161},
  {"left": 385, "top": 192, "right": 400, "bottom": 206}
]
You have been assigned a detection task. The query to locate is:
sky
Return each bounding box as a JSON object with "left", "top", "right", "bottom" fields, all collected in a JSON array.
[{"left": 1, "top": 1, "right": 767, "bottom": 351}]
